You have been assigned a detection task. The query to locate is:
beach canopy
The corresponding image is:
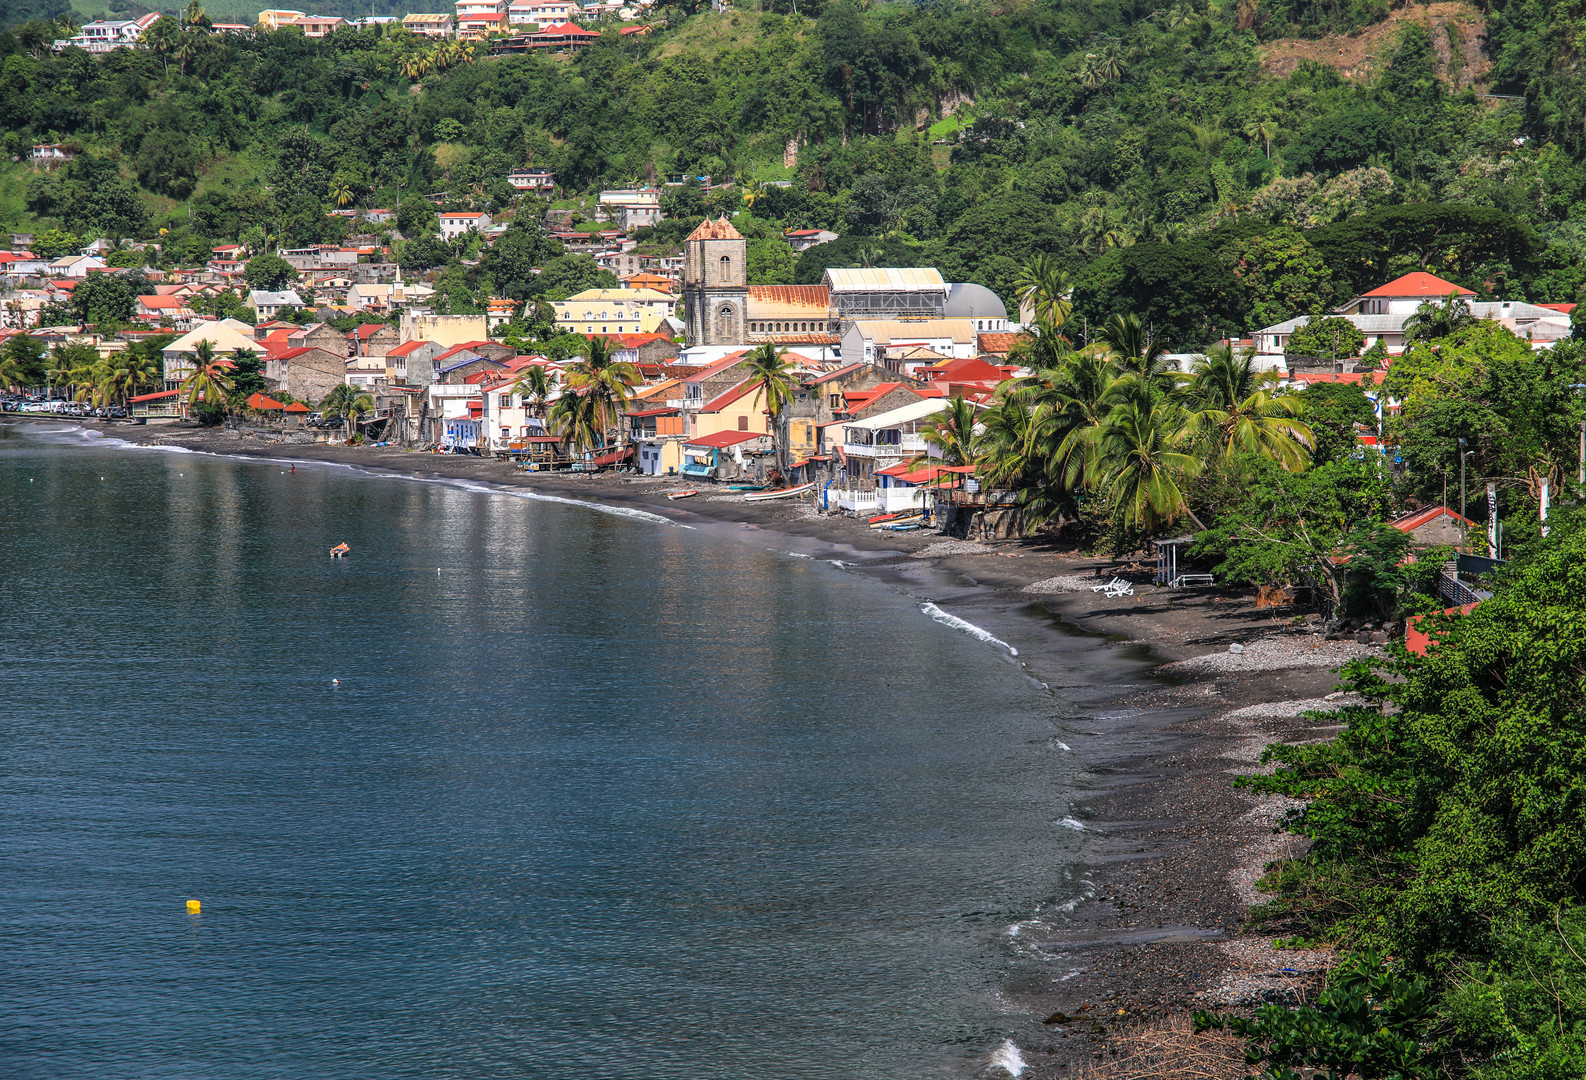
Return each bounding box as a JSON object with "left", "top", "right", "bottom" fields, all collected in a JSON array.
[{"left": 246, "top": 393, "right": 285, "bottom": 411}]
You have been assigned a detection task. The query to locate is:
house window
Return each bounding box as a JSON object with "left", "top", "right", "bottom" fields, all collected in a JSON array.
[
  {"left": 738, "top": 416, "right": 749, "bottom": 430},
  {"left": 499, "top": 394, "right": 509, "bottom": 407},
  {"left": 829, "top": 393, "right": 842, "bottom": 408},
  {"left": 501, "top": 427, "right": 510, "bottom": 438}
]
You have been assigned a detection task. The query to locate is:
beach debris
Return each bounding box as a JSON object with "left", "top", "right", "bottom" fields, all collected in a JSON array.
[
  {"left": 1021, "top": 575, "right": 1106, "bottom": 594},
  {"left": 911, "top": 540, "right": 994, "bottom": 558},
  {"left": 1161, "top": 636, "right": 1376, "bottom": 674},
  {"left": 1228, "top": 643, "right": 1244, "bottom": 654}
]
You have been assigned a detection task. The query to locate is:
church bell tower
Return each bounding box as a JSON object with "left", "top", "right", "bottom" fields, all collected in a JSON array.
[{"left": 683, "top": 216, "right": 748, "bottom": 347}]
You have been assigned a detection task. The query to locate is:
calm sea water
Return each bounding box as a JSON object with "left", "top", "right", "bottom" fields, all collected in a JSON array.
[{"left": 0, "top": 424, "right": 1095, "bottom": 1079}]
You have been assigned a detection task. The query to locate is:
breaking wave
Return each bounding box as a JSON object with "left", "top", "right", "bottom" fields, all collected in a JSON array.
[{"left": 919, "top": 602, "right": 1019, "bottom": 656}]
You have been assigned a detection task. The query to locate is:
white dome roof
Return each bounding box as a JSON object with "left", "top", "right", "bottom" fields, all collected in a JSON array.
[{"left": 944, "top": 282, "right": 1007, "bottom": 320}]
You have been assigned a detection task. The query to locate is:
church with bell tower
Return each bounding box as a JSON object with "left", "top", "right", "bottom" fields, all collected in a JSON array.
[{"left": 683, "top": 216, "right": 748, "bottom": 347}]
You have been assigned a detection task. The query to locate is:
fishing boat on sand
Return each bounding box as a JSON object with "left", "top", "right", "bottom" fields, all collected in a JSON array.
[
  {"left": 666, "top": 490, "right": 698, "bottom": 500},
  {"left": 743, "top": 482, "right": 815, "bottom": 502}
]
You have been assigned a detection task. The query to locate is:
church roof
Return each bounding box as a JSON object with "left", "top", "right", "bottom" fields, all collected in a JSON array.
[{"left": 686, "top": 216, "right": 744, "bottom": 242}]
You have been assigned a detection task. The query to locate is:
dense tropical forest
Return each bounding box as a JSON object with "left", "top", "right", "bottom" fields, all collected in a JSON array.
[{"left": 5, "top": 0, "right": 1586, "bottom": 346}]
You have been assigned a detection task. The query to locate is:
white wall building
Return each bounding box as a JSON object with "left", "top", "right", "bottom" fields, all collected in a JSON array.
[{"left": 438, "top": 212, "right": 491, "bottom": 241}]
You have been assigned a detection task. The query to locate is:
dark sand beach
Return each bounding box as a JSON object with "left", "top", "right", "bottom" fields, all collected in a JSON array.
[{"left": 48, "top": 420, "right": 1360, "bottom": 1075}]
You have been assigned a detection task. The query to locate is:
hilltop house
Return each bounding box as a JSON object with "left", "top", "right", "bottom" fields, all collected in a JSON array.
[
  {"left": 438, "top": 212, "right": 491, "bottom": 240},
  {"left": 402, "top": 12, "right": 454, "bottom": 34},
  {"left": 507, "top": 168, "right": 557, "bottom": 191},
  {"left": 1255, "top": 272, "right": 1575, "bottom": 368}
]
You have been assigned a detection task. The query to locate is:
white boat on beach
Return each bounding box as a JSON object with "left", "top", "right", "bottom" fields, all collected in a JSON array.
[{"left": 743, "top": 483, "right": 814, "bottom": 502}]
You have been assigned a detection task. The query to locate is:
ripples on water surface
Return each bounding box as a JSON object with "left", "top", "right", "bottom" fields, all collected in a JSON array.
[{"left": 0, "top": 426, "right": 1091, "bottom": 1079}]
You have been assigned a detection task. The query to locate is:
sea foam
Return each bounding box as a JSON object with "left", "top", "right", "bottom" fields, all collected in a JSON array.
[
  {"left": 919, "top": 602, "right": 1018, "bottom": 656},
  {"left": 987, "top": 1039, "right": 1027, "bottom": 1077}
]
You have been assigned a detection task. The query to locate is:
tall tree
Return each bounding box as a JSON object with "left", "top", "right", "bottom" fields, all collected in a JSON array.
[{"left": 742, "top": 343, "right": 799, "bottom": 479}]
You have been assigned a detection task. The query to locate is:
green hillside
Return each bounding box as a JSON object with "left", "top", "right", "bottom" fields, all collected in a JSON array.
[{"left": 1, "top": 0, "right": 1583, "bottom": 336}]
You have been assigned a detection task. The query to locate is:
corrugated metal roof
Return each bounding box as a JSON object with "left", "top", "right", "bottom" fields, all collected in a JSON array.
[
  {"left": 847, "top": 319, "right": 978, "bottom": 344},
  {"left": 747, "top": 285, "right": 830, "bottom": 307},
  {"left": 824, "top": 267, "right": 947, "bottom": 292},
  {"left": 844, "top": 398, "right": 953, "bottom": 431}
]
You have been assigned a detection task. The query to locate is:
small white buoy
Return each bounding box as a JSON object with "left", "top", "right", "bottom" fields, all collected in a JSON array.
[{"left": 332, "top": 678, "right": 340, "bottom": 686}]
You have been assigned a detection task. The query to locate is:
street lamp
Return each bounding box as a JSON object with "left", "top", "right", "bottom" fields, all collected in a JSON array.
[{"left": 1459, "top": 437, "right": 1475, "bottom": 550}]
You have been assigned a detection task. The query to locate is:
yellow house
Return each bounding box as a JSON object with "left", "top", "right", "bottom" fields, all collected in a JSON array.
[
  {"left": 552, "top": 288, "right": 677, "bottom": 337},
  {"left": 688, "top": 378, "right": 771, "bottom": 442},
  {"left": 256, "top": 8, "right": 307, "bottom": 29}
]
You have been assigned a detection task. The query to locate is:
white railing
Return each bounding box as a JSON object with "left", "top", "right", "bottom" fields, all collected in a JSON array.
[
  {"left": 832, "top": 486, "right": 924, "bottom": 513},
  {"left": 842, "top": 435, "right": 924, "bottom": 458}
]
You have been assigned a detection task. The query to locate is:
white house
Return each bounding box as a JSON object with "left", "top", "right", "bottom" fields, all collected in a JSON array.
[
  {"left": 438, "top": 211, "right": 491, "bottom": 241},
  {"left": 840, "top": 319, "right": 979, "bottom": 367},
  {"left": 52, "top": 12, "right": 159, "bottom": 52},
  {"left": 1253, "top": 272, "right": 1574, "bottom": 361},
  {"left": 506, "top": 168, "right": 557, "bottom": 191},
  {"left": 477, "top": 376, "right": 551, "bottom": 452},
  {"left": 247, "top": 289, "right": 305, "bottom": 320},
  {"left": 48, "top": 255, "right": 106, "bottom": 278}
]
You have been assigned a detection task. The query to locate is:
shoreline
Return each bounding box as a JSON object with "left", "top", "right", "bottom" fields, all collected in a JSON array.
[{"left": 25, "top": 419, "right": 1363, "bottom": 1075}]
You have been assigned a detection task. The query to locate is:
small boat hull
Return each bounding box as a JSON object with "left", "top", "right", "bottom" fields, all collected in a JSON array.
[
  {"left": 868, "top": 512, "right": 923, "bottom": 529},
  {"left": 743, "top": 482, "right": 815, "bottom": 502},
  {"left": 666, "top": 490, "right": 698, "bottom": 500}
]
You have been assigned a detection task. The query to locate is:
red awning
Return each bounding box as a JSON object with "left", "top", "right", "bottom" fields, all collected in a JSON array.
[
  {"left": 131, "top": 389, "right": 182, "bottom": 402},
  {"left": 687, "top": 430, "right": 765, "bottom": 449}
]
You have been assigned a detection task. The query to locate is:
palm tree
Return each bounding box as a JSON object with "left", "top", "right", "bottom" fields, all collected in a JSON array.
[
  {"left": 855, "top": 242, "right": 884, "bottom": 269},
  {"left": 1013, "top": 253, "right": 1071, "bottom": 327},
  {"left": 398, "top": 53, "right": 428, "bottom": 80},
  {"left": 510, "top": 365, "right": 558, "bottom": 421},
  {"left": 741, "top": 178, "right": 767, "bottom": 210},
  {"left": 320, "top": 383, "right": 375, "bottom": 439},
  {"left": 1098, "top": 313, "right": 1172, "bottom": 383},
  {"left": 914, "top": 395, "right": 980, "bottom": 467},
  {"left": 561, "top": 336, "right": 639, "bottom": 446},
  {"left": 1091, "top": 399, "right": 1203, "bottom": 532},
  {"left": 329, "top": 176, "right": 354, "bottom": 208},
  {"left": 1243, "top": 119, "right": 1277, "bottom": 160},
  {"left": 173, "top": 31, "right": 199, "bottom": 76},
  {"left": 1182, "top": 344, "right": 1312, "bottom": 470},
  {"left": 99, "top": 350, "right": 158, "bottom": 408},
  {"left": 742, "top": 343, "right": 799, "bottom": 479},
  {"left": 180, "top": 339, "right": 231, "bottom": 416},
  {"left": 549, "top": 386, "right": 602, "bottom": 456},
  {"left": 1038, "top": 348, "right": 1127, "bottom": 492},
  {"left": 1078, "top": 50, "right": 1123, "bottom": 88},
  {"left": 1077, "top": 208, "right": 1120, "bottom": 255},
  {"left": 0, "top": 351, "right": 26, "bottom": 394},
  {"left": 1402, "top": 291, "right": 1477, "bottom": 343}
]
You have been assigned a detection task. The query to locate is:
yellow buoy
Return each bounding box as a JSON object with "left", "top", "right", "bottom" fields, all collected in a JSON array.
[{"left": 186, "top": 899, "right": 201, "bottom": 915}]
